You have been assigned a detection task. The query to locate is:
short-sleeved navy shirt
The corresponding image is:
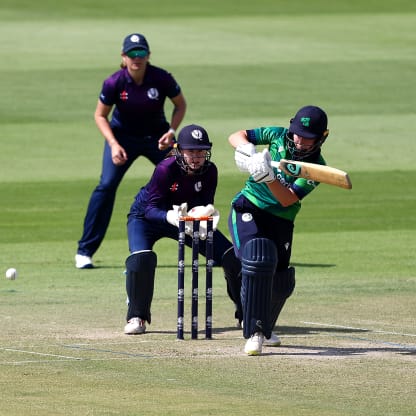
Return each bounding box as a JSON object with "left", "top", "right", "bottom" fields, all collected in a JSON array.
[
  {"left": 129, "top": 156, "right": 218, "bottom": 224},
  {"left": 99, "top": 65, "right": 181, "bottom": 137}
]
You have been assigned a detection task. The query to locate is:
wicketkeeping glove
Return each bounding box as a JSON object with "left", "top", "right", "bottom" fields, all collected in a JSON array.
[
  {"left": 166, "top": 202, "right": 188, "bottom": 227},
  {"left": 247, "top": 149, "right": 275, "bottom": 183},
  {"left": 187, "top": 204, "right": 220, "bottom": 240},
  {"left": 234, "top": 142, "right": 256, "bottom": 172}
]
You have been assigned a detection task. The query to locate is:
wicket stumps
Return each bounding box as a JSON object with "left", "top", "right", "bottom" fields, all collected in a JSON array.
[{"left": 177, "top": 216, "right": 214, "bottom": 340}]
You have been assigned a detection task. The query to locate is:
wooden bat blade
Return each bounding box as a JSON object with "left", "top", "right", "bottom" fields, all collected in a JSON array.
[{"left": 270, "top": 159, "right": 352, "bottom": 189}]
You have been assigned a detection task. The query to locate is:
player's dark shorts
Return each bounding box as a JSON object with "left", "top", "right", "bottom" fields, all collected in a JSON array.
[{"left": 228, "top": 194, "right": 294, "bottom": 271}]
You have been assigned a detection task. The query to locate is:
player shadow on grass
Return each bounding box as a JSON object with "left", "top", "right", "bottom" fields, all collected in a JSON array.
[
  {"left": 213, "top": 324, "right": 365, "bottom": 336},
  {"left": 249, "top": 325, "right": 416, "bottom": 357},
  {"left": 132, "top": 325, "right": 416, "bottom": 356},
  {"left": 261, "top": 344, "right": 416, "bottom": 357},
  {"left": 214, "top": 325, "right": 416, "bottom": 356}
]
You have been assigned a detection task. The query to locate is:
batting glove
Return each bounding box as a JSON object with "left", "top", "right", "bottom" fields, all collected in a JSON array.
[
  {"left": 234, "top": 142, "right": 256, "bottom": 172},
  {"left": 247, "top": 149, "right": 275, "bottom": 183}
]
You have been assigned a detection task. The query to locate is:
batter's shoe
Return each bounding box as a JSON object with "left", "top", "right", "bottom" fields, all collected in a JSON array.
[
  {"left": 244, "top": 332, "right": 264, "bottom": 356},
  {"left": 124, "top": 318, "right": 146, "bottom": 335},
  {"left": 75, "top": 254, "right": 93, "bottom": 269},
  {"left": 263, "top": 332, "right": 281, "bottom": 347}
]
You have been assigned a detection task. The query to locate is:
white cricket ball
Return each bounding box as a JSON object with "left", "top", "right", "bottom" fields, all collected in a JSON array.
[{"left": 5, "top": 268, "right": 17, "bottom": 280}]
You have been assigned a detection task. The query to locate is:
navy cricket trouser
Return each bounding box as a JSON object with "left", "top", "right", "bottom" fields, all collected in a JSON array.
[{"left": 77, "top": 133, "right": 170, "bottom": 257}]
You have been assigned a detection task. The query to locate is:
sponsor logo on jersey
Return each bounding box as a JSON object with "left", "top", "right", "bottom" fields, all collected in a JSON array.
[
  {"left": 170, "top": 182, "right": 179, "bottom": 192},
  {"left": 120, "top": 90, "right": 128, "bottom": 101},
  {"left": 275, "top": 173, "right": 291, "bottom": 188}
]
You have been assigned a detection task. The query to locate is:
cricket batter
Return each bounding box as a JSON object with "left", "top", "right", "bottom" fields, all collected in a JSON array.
[
  {"left": 123, "top": 124, "right": 241, "bottom": 335},
  {"left": 227, "top": 105, "right": 329, "bottom": 355},
  {"left": 75, "top": 33, "right": 186, "bottom": 269}
]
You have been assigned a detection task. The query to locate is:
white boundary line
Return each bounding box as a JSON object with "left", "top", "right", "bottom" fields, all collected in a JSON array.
[
  {"left": 0, "top": 347, "right": 81, "bottom": 360},
  {"left": 0, "top": 343, "right": 154, "bottom": 365}
]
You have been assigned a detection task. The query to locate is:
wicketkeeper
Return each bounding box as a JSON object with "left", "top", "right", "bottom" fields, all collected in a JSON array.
[
  {"left": 227, "top": 105, "right": 330, "bottom": 355},
  {"left": 123, "top": 124, "right": 242, "bottom": 335}
]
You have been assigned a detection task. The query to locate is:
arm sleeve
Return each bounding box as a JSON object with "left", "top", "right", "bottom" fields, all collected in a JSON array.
[
  {"left": 203, "top": 164, "right": 218, "bottom": 205},
  {"left": 143, "top": 165, "right": 175, "bottom": 223},
  {"left": 246, "top": 127, "right": 286, "bottom": 146},
  {"left": 291, "top": 178, "right": 320, "bottom": 199},
  {"left": 162, "top": 71, "right": 182, "bottom": 98},
  {"left": 99, "top": 78, "right": 119, "bottom": 105},
  {"left": 246, "top": 129, "right": 258, "bottom": 145}
]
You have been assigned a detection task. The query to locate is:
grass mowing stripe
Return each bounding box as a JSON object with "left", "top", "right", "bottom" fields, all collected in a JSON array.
[
  {"left": 1, "top": 60, "right": 415, "bottom": 122},
  {"left": 2, "top": 0, "right": 416, "bottom": 20},
  {"left": 0, "top": 170, "right": 414, "bottom": 244}
]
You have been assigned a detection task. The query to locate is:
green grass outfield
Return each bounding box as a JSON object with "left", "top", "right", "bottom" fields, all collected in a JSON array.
[{"left": 1, "top": 1, "right": 415, "bottom": 415}]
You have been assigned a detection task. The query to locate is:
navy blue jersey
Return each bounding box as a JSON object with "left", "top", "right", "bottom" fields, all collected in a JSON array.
[
  {"left": 129, "top": 156, "right": 218, "bottom": 223},
  {"left": 99, "top": 65, "right": 181, "bottom": 137}
]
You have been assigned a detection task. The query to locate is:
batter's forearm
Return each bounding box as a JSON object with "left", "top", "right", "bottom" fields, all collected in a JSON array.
[
  {"left": 229, "top": 130, "right": 249, "bottom": 148},
  {"left": 267, "top": 180, "right": 299, "bottom": 207}
]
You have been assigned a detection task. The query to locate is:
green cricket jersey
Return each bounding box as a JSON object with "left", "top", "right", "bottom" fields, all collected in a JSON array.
[{"left": 233, "top": 126, "right": 326, "bottom": 221}]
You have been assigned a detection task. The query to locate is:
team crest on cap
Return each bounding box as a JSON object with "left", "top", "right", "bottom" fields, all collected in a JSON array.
[
  {"left": 191, "top": 129, "right": 203, "bottom": 140},
  {"left": 300, "top": 117, "right": 310, "bottom": 127},
  {"left": 130, "top": 34, "right": 140, "bottom": 43}
]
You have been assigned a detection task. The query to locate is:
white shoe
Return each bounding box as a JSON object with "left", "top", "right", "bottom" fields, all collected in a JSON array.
[
  {"left": 244, "top": 332, "right": 264, "bottom": 356},
  {"left": 124, "top": 318, "right": 146, "bottom": 335},
  {"left": 75, "top": 254, "right": 93, "bottom": 269},
  {"left": 263, "top": 332, "right": 281, "bottom": 347}
]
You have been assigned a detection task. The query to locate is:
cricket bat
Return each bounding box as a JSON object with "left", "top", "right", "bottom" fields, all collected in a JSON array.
[{"left": 270, "top": 159, "right": 352, "bottom": 189}]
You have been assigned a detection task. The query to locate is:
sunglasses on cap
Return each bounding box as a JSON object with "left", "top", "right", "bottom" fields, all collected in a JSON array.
[{"left": 126, "top": 49, "right": 149, "bottom": 58}]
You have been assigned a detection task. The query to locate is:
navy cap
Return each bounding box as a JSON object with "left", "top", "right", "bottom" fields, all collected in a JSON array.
[
  {"left": 177, "top": 124, "right": 212, "bottom": 150},
  {"left": 289, "top": 105, "right": 328, "bottom": 139},
  {"left": 122, "top": 33, "right": 150, "bottom": 53}
]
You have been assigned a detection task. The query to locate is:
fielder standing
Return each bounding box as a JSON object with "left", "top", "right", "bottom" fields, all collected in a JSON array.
[
  {"left": 75, "top": 33, "right": 186, "bottom": 269},
  {"left": 123, "top": 124, "right": 241, "bottom": 335},
  {"left": 227, "top": 105, "right": 330, "bottom": 355}
]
